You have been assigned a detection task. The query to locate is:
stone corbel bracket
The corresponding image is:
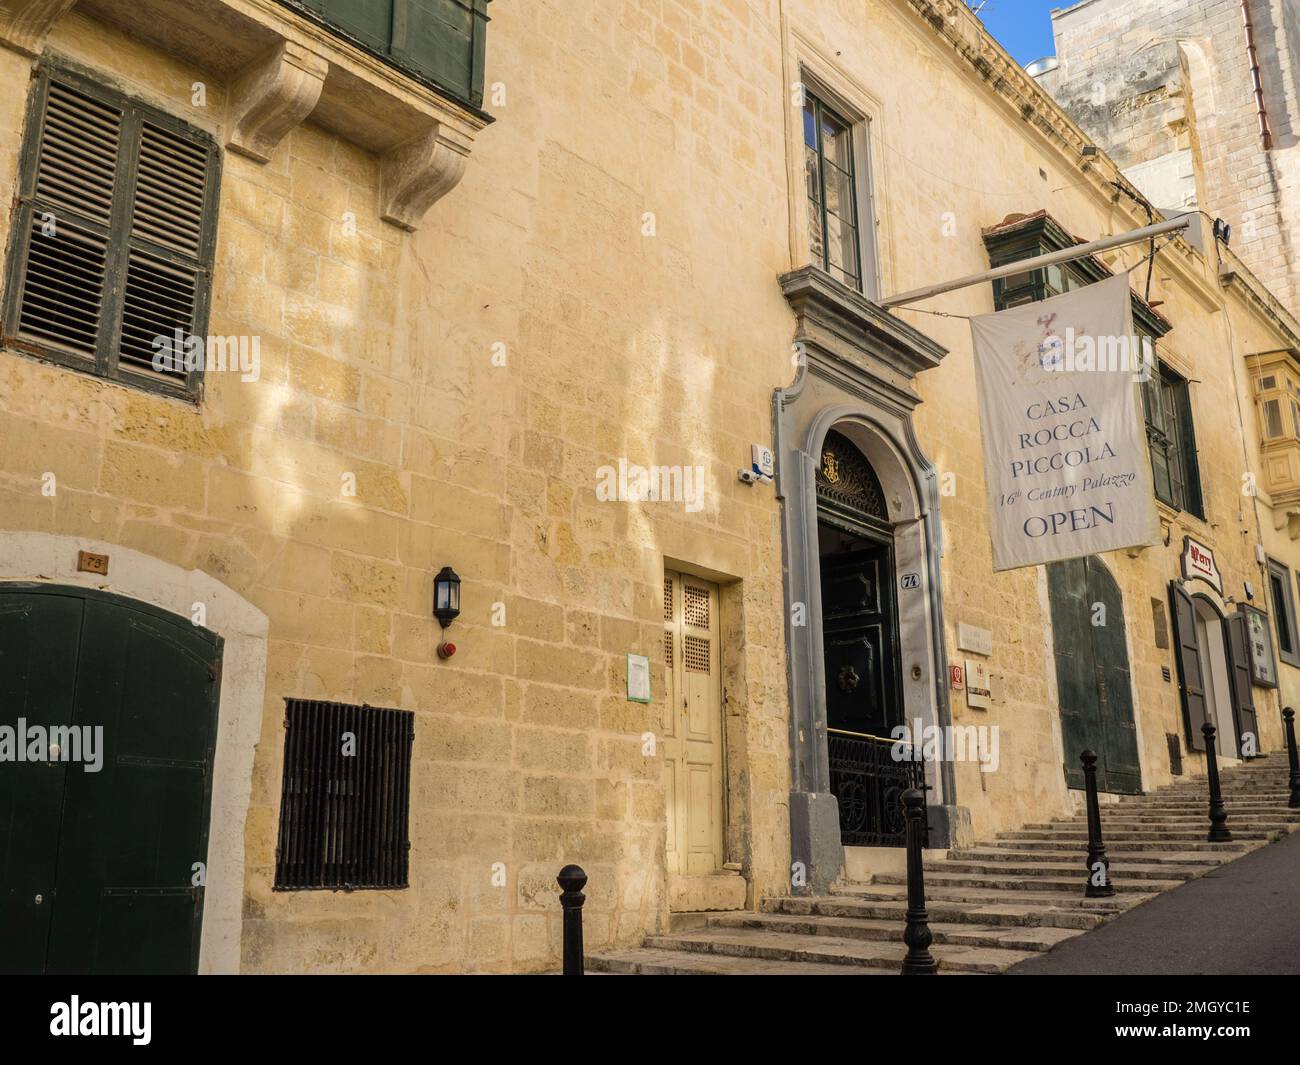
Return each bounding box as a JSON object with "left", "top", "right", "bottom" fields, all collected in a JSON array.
[
  {"left": 0, "top": 0, "right": 77, "bottom": 58},
  {"left": 226, "top": 39, "right": 328, "bottom": 163},
  {"left": 379, "top": 118, "right": 476, "bottom": 231}
]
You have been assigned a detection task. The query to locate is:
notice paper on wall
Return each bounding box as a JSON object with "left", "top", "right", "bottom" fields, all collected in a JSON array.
[{"left": 969, "top": 272, "right": 1161, "bottom": 572}]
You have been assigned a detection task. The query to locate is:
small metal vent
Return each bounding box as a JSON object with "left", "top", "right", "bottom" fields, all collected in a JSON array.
[
  {"left": 274, "top": 699, "right": 415, "bottom": 891},
  {"left": 684, "top": 585, "right": 710, "bottom": 628},
  {"left": 664, "top": 630, "right": 673, "bottom": 664},
  {"left": 1167, "top": 732, "right": 1183, "bottom": 776},
  {"left": 684, "top": 634, "right": 710, "bottom": 673},
  {"left": 663, "top": 576, "right": 673, "bottom": 621}
]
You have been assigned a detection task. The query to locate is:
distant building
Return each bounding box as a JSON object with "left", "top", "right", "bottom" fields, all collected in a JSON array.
[{"left": 1034, "top": 0, "right": 1300, "bottom": 314}]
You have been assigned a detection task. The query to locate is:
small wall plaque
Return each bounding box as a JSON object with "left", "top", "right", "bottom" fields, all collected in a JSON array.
[
  {"left": 958, "top": 623, "right": 992, "bottom": 657},
  {"left": 627, "top": 654, "right": 651, "bottom": 703},
  {"left": 965, "top": 659, "right": 991, "bottom": 709},
  {"left": 77, "top": 550, "right": 109, "bottom": 576}
]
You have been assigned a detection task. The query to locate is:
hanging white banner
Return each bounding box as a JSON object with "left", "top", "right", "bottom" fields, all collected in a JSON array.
[{"left": 970, "top": 272, "right": 1161, "bottom": 572}]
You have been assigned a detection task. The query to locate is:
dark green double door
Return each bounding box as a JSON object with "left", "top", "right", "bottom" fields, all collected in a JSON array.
[
  {"left": 1047, "top": 558, "right": 1141, "bottom": 793},
  {"left": 0, "top": 585, "right": 221, "bottom": 974}
]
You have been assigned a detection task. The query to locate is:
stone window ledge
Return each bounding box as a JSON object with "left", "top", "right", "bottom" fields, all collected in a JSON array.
[{"left": 0, "top": 0, "right": 491, "bottom": 230}]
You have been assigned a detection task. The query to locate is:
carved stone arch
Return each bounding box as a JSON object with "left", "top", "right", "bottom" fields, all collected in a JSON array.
[{"left": 775, "top": 267, "right": 959, "bottom": 893}]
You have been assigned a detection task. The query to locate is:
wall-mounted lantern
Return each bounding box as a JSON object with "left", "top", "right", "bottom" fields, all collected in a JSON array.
[{"left": 434, "top": 566, "right": 461, "bottom": 659}]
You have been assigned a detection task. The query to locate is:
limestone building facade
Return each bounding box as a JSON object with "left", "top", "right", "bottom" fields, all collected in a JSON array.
[{"left": 0, "top": 0, "right": 1298, "bottom": 975}]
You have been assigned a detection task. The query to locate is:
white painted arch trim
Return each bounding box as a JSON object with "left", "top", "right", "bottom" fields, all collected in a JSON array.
[{"left": 0, "top": 532, "right": 267, "bottom": 974}]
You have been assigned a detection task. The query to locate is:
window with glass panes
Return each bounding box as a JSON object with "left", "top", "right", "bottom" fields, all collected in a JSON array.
[
  {"left": 803, "top": 94, "right": 861, "bottom": 290},
  {"left": 1267, "top": 558, "right": 1300, "bottom": 667},
  {"left": 1141, "top": 361, "right": 1203, "bottom": 517}
]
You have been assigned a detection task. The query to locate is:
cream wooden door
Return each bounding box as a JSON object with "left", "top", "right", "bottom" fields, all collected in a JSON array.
[{"left": 663, "top": 571, "right": 725, "bottom": 876}]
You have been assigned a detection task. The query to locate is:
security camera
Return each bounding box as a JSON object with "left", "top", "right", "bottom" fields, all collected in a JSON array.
[{"left": 738, "top": 469, "right": 759, "bottom": 485}]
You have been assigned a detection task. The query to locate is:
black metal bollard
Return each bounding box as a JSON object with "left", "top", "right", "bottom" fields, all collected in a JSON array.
[
  {"left": 557, "top": 864, "right": 587, "bottom": 976},
  {"left": 900, "top": 788, "right": 938, "bottom": 975},
  {"left": 1202, "top": 722, "right": 1233, "bottom": 843},
  {"left": 1284, "top": 707, "right": 1300, "bottom": 810},
  {"left": 1081, "top": 750, "right": 1116, "bottom": 898}
]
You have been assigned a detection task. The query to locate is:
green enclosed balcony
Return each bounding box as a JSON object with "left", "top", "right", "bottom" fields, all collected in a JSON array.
[{"left": 280, "top": 0, "right": 491, "bottom": 110}]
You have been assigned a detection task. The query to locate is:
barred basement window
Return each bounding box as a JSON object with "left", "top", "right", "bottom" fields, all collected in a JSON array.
[
  {"left": 274, "top": 699, "right": 415, "bottom": 891},
  {"left": 1, "top": 63, "right": 220, "bottom": 401}
]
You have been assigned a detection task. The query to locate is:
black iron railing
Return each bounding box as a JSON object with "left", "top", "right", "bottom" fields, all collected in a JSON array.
[{"left": 828, "top": 729, "right": 927, "bottom": 847}]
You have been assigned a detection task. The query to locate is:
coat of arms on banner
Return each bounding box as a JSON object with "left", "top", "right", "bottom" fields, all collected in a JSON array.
[{"left": 969, "top": 272, "right": 1161, "bottom": 571}]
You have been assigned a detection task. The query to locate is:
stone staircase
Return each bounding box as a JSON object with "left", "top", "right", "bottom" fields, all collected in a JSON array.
[{"left": 587, "top": 759, "right": 1299, "bottom": 974}]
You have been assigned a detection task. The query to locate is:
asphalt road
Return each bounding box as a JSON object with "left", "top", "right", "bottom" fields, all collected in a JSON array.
[{"left": 1007, "top": 829, "right": 1300, "bottom": 975}]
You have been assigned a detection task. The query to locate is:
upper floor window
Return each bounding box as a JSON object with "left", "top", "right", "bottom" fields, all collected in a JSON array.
[
  {"left": 2, "top": 65, "right": 221, "bottom": 402},
  {"left": 1254, "top": 363, "right": 1300, "bottom": 442},
  {"left": 280, "top": 0, "right": 492, "bottom": 110},
  {"left": 1266, "top": 558, "right": 1300, "bottom": 668},
  {"left": 803, "top": 92, "right": 864, "bottom": 292},
  {"left": 984, "top": 210, "right": 1204, "bottom": 519},
  {"left": 1142, "top": 362, "right": 1203, "bottom": 518}
]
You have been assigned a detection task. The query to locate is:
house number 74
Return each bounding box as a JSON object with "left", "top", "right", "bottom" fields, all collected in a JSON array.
[{"left": 900, "top": 573, "right": 920, "bottom": 590}]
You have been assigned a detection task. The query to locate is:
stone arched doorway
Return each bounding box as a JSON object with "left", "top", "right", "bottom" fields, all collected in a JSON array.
[
  {"left": 816, "top": 429, "right": 915, "bottom": 845},
  {"left": 775, "top": 266, "right": 955, "bottom": 892}
]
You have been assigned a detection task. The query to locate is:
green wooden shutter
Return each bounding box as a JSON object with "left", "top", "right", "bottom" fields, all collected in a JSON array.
[
  {"left": 115, "top": 118, "right": 218, "bottom": 385},
  {"left": 1225, "top": 611, "right": 1260, "bottom": 758},
  {"left": 7, "top": 80, "right": 122, "bottom": 362},
  {"left": 3, "top": 66, "right": 220, "bottom": 401},
  {"left": 1169, "top": 582, "right": 1209, "bottom": 752}
]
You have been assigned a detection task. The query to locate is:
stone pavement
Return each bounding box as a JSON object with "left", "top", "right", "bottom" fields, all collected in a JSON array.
[{"left": 587, "top": 759, "right": 1299, "bottom": 974}]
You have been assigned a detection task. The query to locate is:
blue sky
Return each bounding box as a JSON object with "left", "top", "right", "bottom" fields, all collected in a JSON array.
[{"left": 973, "top": 0, "right": 1063, "bottom": 66}]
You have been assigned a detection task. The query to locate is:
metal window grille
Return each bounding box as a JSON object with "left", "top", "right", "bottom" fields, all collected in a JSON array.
[{"left": 274, "top": 699, "right": 415, "bottom": 891}]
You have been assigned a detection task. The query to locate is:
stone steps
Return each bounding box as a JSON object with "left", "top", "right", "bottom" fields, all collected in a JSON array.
[
  {"left": 939, "top": 850, "right": 1220, "bottom": 872},
  {"left": 585, "top": 947, "right": 890, "bottom": 975},
  {"left": 584, "top": 757, "right": 1294, "bottom": 975},
  {"left": 872, "top": 869, "right": 1182, "bottom": 893},
  {"left": 951, "top": 847, "right": 1222, "bottom": 868},
  {"left": 770, "top": 890, "right": 1125, "bottom": 929},
  {"left": 982, "top": 837, "right": 1252, "bottom": 854},
  {"left": 636, "top": 927, "right": 1032, "bottom": 973},
  {"left": 704, "top": 910, "right": 1082, "bottom": 952},
  {"left": 998, "top": 827, "right": 1287, "bottom": 842}
]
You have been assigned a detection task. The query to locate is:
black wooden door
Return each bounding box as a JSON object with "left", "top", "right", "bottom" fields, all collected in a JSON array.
[
  {"left": 1047, "top": 558, "right": 1141, "bottom": 793},
  {"left": 0, "top": 586, "right": 221, "bottom": 975},
  {"left": 820, "top": 541, "right": 902, "bottom": 738}
]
